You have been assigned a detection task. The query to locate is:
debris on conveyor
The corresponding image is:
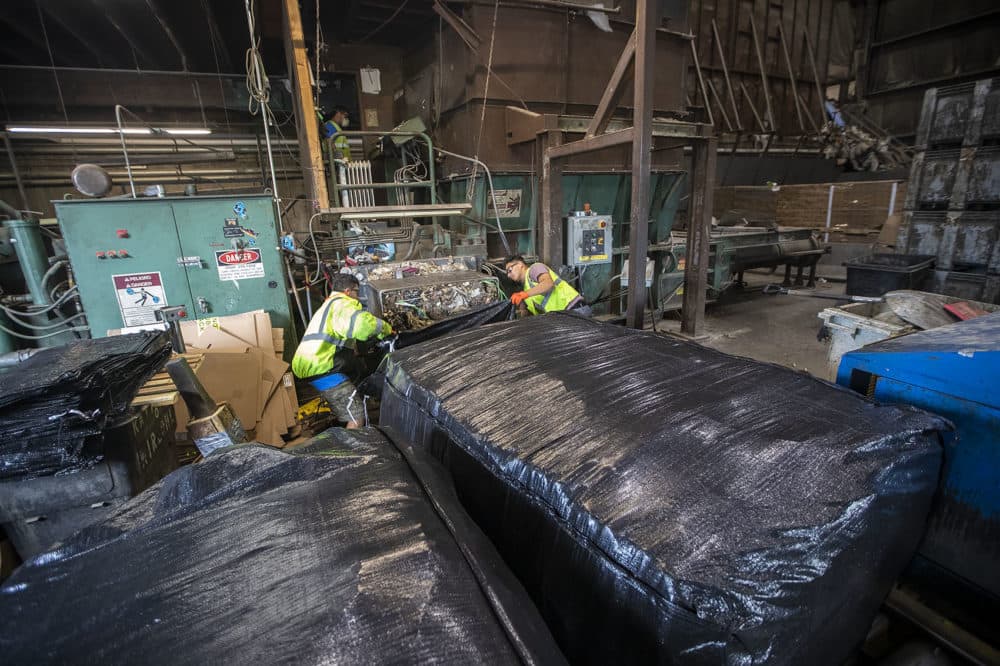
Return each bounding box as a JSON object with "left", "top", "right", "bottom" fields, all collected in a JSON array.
[
  {"left": 361, "top": 257, "right": 478, "bottom": 282},
  {"left": 378, "top": 314, "right": 947, "bottom": 665},
  {"left": 370, "top": 272, "right": 502, "bottom": 331},
  {"left": 0, "top": 332, "right": 172, "bottom": 481},
  {"left": 0, "top": 429, "right": 566, "bottom": 665}
]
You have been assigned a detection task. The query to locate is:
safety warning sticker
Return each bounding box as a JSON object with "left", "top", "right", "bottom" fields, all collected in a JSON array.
[
  {"left": 486, "top": 188, "right": 523, "bottom": 218},
  {"left": 113, "top": 272, "right": 167, "bottom": 326},
  {"left": 215, "top": 249, "right": 264, "bottom": 280}
]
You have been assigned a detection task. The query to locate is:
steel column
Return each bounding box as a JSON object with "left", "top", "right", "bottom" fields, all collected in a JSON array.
[
  {"left": 540, "top": 130, "right": 564, "bottom": 265},
  {"left": 681, "top": 137, "right": 717, "bottom": 336},
  {"left": 625, "top": 0, "right": 656, "bottom": 330}
]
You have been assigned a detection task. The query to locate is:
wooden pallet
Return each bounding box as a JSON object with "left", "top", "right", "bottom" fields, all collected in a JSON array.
[{"left": 131, "top": 353, "right": 204, "bottom": 408}]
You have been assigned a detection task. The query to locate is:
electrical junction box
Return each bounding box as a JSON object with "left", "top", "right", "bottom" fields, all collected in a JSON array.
[
  {"left": 565, "top": 211, "right": 612, "bottom": 266},
  {"left": 54, "top": 195, "right": 294, "bottom": 356}
]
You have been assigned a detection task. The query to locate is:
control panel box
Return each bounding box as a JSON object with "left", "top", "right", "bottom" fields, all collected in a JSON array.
[
  {"left": 565, "top": 213, "right": 612, "bottom": 266},
  {"left": 54, "top": 195, "right": 294, "bottom": 356}
]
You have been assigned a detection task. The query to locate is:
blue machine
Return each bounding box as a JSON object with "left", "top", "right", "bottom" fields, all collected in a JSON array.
[{"left": 837, "top": 314, "right": 1000, "bottom": 616}]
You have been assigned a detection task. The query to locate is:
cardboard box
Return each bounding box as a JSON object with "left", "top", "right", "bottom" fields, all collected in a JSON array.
[
  {"left": 180, "top": 310, "right": 274, "bottom": 354},
  {"left": 132, "top": 310, "right": 300, "bottom": 447}
]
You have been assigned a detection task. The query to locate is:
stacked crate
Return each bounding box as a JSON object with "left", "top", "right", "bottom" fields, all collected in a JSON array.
[{"left": 898, "top": 78, "right": 1000, "bottom": 303}]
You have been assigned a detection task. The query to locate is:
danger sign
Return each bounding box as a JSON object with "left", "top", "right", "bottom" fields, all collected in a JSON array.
[
  {"left": 215, "top": 249, "right": 264, "bottom": 280},
  {"left": 113, "top": 272, "right": 167, "bottom": 326}
]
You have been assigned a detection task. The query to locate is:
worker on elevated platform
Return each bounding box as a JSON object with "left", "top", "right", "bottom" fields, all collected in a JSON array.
[
  {"left": 292, "top": 274, "right": 392, "bottom": 429},
  {"left": 319, "top": 105, "right": 352, "bottom": 161},
  {"left": 505, "top": 255, "right": 592, "bottom": 317}
]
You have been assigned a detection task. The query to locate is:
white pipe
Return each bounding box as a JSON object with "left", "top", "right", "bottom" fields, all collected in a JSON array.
[
  {"left": 824, "top": 184, "right": 835, "bottom": 244},
  {"left": 888, "top": 181, "right": 898, "bottom": 216}
]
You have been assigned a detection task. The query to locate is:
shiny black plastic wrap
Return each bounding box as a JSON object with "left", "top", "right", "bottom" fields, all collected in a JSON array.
[
  {"left": 0, "top": 332, "right": 171, "bottom": 480},
  {"left": 378, "top": 314, "right": 947, "bottom": 665},
  {"left": 0, "top": 429, "right": 565, "bottom": 665},
  {"left": 395, "top": 300, "right": 514, "bottom": 349}
]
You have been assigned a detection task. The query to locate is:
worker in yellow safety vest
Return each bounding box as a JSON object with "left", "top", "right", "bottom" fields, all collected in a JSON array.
[
  {"left": 319, "top": 105, "right": 352, "bottom": 161},
  {"left": 292, "top": 274, "right": 392, "bottom": 428},
  {"left": 504, "top": 255, "right": 592, "bottom": 317}
]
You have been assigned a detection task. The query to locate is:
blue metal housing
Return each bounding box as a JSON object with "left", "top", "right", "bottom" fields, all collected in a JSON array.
[{"left": 837, "top": 313, "right": 1000, "bottom": 600}]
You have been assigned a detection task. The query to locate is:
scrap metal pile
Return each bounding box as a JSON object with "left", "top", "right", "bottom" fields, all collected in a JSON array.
[
  {"left": 359, "top": 257, "right": 477, "bottom": 282},
  {"left": 819, "top": 122, "right": 906, "bottom": 172},
  {"left": 369, "top": 272, "right": 502, "bottom": 332}
]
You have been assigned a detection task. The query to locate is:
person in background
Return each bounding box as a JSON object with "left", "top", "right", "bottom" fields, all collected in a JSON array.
[
  {"left": 292, "top": 274, "right": 392, "bottom": 429},
  {"left": 504, "top": 255, "right": 592, "bottom": 317},
  {"left": 320, "top": 105, "right": 352, "bottom": 160}
]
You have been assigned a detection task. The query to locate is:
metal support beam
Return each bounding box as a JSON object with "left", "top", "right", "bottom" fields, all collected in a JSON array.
[
  {"left": 281, "top": 0, "right": 329, "bottom": 209},
  {"left": 689, "top": 39, "right": 714, "bottom": 127},
  {"left": 803, "top": 29, "right": 827, "bottom": 128},
  {"left": 546, "top": 127, "right": 634, "bottom": 159},
  {"left": 586, "top": 30, "right": 636, "bottom": 139},
  {"left": 712, "top": 19, "right": 741, "bottom": 130},
  {"left": 749, "top": 18, "right": 776, "bottom": 131},
  {"left": 625, "top": 0, "right": 656, "bottom": 330},
  {"left": 432, "top": 0, "right": 481, "bottom": 50},
  {"left": 680, "top": 136, "right": 717, "bottom": 336},
  {"left": 540, "top": 130, "right": 564, "bottom": 265}
]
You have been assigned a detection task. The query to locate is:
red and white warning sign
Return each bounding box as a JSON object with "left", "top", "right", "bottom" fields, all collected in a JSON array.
[
  {"left": 215, "top": 249, "right": 264, "bottom": 281},
  {"left": 113, "top": 272, "right": 167, "bottom": 326}
]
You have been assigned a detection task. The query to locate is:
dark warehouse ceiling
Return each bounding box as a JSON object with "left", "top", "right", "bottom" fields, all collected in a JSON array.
[{"left": 0, "top": 0, "right": 437, "bottom": 74}]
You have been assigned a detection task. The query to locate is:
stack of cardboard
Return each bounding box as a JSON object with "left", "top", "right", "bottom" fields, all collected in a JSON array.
[{"left": 129, "top": 311, "right": 298, "bottom": 448}]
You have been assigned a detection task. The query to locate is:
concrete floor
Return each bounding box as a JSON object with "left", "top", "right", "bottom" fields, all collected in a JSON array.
[{"left": 655, "top": 271, "right": 846, "bottom": 380}]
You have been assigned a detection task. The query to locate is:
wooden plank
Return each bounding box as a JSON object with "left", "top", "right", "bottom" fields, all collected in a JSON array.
[{"left": 281, "top": 0, "right": 329, "bottom": 209}]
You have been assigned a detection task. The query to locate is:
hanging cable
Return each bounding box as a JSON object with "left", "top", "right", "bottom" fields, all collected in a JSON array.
[
  {"left": 0, "top": 320, "right": 88, "bottom": 340},
  {"left": 35, "top": 0, "right": 76, "bottom": 162},
  {"left": 467, "top": 0, "right": 501, "bottom": 204},
  {"left": 354, "top": 0, "right": 411, "bottom": 43},
  {"left": 0, "top": 308, "right": 87, "bottom": 331},
  {"left": 314, "top": 0, "right": 323, "bottom": 108},
  {"left": 244, "top": 0, "right": 285, "bottom": 232},
  {"left": 436, "top": 146, "right": 511, "bottom": 255}
]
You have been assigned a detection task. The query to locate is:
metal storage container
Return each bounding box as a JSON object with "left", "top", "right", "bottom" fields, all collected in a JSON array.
[{"left": 367, "top": 271, "right": 502, "bottom": 331}]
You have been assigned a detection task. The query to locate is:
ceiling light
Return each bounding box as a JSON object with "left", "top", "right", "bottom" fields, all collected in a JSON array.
[
  {"left": 340, "top": 207, "right": 469, "bottom": 220},
  {"left": 6, "top": 126, "right": 211, "bottom": 136}
]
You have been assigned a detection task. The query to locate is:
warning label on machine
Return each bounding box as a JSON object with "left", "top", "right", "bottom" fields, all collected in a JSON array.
[
  {"left": 113, "top": 272, "right": 167, "bottom": 326},
  {"left": 215, "top": 249, "right": 264, "bottom": 280},
  {"left": 486, "top": 189, "right": 523, "bottom": 218}
]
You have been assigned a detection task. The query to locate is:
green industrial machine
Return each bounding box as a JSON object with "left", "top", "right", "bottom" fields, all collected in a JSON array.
[
  {"left": 55, "top": 195, "right": 294, "bottom": 349},
  {"left": 441, "top": 172, "right": 823, "bottom": 315}
]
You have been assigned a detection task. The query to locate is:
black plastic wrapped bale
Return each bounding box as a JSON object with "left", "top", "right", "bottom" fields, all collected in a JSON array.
[
  {"left": 0, "top": 332, "right": 172, "bottom": 480},
  {"left": 378, "top": 314, "right": 947, "bottom": 665},
  {"left": 0, "top": 430, "right": 565, "bottom": 665},
  {"left": 0, "top": 404, "right": 176, "bottom": 558}
]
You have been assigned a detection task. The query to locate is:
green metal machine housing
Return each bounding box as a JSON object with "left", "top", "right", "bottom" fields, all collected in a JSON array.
[{"left": 54, "top": 195, "right": 294, "bottom": 349}]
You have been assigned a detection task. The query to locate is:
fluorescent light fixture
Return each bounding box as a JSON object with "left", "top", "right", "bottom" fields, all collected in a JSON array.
[
  {"left": 340, "top": 208, "right": 468, "bottom": 220},
  {"left": 6, "top": 126, "right": 211, "bottom": 136}
]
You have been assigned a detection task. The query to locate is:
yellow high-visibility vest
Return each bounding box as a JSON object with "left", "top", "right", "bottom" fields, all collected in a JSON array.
[
  {"left": 292, "top": 293, "right": 391, "bottom": 378},
  {"left": 523, "top": 266, "right": 581, "bottom": 315}
]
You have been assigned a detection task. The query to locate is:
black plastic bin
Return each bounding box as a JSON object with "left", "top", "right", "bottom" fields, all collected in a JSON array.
[{"left": 846, "top": 254, "right": 936, "bottom": 297}]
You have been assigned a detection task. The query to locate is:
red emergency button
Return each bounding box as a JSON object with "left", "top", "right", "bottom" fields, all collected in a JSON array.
[
  {"left": 178, "top": 310, "right": 187, "bottom": 318},
  {"left": 116, "top": 229, "right": 129, "bottom": 238},
  {"left": 106, "top": 250, "right": 117, "bottom": 258},
  {"left": 96, "top": 251, "right": 105, "bottom": 259},
  {"left": 119, "top": 249, "right": 129, "bottom": 257}
]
